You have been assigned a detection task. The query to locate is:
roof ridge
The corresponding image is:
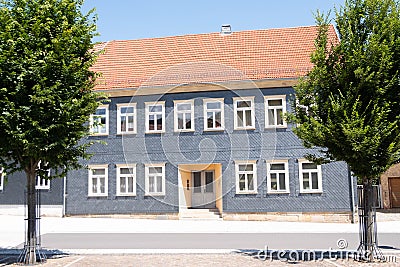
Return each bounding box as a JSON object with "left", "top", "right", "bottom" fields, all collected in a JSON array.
[{"left": 103, "top": 24, "right": 327, "bottom": 43}]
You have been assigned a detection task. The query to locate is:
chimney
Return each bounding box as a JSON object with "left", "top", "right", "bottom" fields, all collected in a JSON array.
[{"left": 220, "top": 24, "right": 232, "bottom": 35}]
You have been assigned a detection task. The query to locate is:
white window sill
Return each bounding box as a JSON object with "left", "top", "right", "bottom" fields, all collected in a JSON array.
[
  {"left": 145, "top": 192, "right": 165, "bottom": 196},
  {"left": 235, "top": 191, "right": 258, "bottom": 195},
  {"left": 265, "top": 125, "right": 287, "bottom": 129},
  {"left": 234, "top": 127, "right": 256, "bottom": 131},
  {"left": 90, "top": 133, "right": 109, "bottom": 136},
  {"left": 88, "top": 194, "right": 108, "bottom": 197},
  {"left": 117, "top": 132, "right": 137, "bottom": 135},
  {"left": 300, "top": 190, "right": 323, "bottom": 194},
  {"left": 145, "top": 131, "right": 165, "bottom": 134},
  {"left": 204, "top": 128, "right": 225, "bottom": 132},
  {"left": 174, "top": 129, "right": 195, "bottom": 133},
  {"left": 116, "top": 193, "right": 136, "bottom": 197},
  {"left": 267, "top": 190, "right": 290, "bottom": 194}
]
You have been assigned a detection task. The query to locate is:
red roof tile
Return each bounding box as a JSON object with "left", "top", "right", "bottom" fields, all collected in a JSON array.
[{"left": 91, "top": 25, "right": 338, "bottom": 90}]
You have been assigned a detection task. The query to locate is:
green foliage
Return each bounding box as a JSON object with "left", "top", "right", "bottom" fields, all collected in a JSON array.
[
  {"left": 291, "top": 0, "right": 400, "bottom": 182},
  {"left": 0, "top": 0, "right": 104, "bottom": 178}
]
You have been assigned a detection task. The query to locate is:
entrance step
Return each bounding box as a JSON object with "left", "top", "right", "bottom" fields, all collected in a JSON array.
[{"left": 179, "top": 208, "right": 222, "bottom": 220}]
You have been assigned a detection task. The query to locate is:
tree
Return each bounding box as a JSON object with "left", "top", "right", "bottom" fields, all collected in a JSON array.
[
  {"left": 290, "top": 0, "right": 400, "bottom": 261},
  {"left": 0, "top": 0, "right": 102, "bottom": 264}
]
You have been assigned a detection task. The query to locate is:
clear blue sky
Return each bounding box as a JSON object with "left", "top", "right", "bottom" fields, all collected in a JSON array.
[{"left": 82, "top": 0, "right": 345, "bottom": 42}]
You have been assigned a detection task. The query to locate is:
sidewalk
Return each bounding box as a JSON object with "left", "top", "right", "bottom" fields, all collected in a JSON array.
[{"left": 1, "top": 213, "right": 399, "bottom": 251}]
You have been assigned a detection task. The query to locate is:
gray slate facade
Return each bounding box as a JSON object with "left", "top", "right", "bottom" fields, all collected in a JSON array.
[{"left": 64, "top": 87, "right": 355, "bottom": 217}]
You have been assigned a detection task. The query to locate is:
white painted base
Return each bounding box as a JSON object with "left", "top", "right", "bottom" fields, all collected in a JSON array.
[{"left": 0, "top": 205, "right": 63, "bottom": 217}]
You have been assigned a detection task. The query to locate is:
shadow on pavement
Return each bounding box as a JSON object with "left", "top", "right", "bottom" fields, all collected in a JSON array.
[{"left": 0, "top": 248, "right": 68, "bottom": 265}]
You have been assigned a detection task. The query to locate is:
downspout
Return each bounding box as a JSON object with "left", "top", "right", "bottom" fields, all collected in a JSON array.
[
  {"left": 349, "top": 167, "right": 357, "bottom": 223},
  {"left": 62, "top": 176, "right": 66, "bottom": 217}
]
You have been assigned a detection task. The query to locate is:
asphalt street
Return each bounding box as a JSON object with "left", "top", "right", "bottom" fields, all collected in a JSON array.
[{"left": 39, "top": 233, "right": 400, "bottom": 251}]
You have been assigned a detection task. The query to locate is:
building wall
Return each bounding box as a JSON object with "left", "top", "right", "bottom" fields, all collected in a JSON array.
[
  {"left": 0, "top": 171, "right": 64, "bottom": 216},
  {"left": 65, "top": 87, "right": 354, "bottom": 216}
]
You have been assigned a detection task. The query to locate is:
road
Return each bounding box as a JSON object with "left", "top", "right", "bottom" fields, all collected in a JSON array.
[{"left": 40, "top": 233, "right": 400, "bottom": 251}]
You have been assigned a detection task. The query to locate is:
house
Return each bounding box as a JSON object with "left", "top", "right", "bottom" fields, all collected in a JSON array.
[
  {"left": 380, "top": 163, "right": 400, "bottom": 209},
  {"left": 0, "top": 25, "right": 357, "bottom": 222}
]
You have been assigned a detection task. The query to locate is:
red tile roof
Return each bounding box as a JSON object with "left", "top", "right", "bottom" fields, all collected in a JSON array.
[{"left": 91, "top": 25, "right": 338, "bottom": 91}]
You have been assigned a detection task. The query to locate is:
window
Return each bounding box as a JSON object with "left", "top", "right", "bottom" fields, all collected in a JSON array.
[
  {"left": 90, "top": 105, "right": 109, "bottom": 135},
  {"left": 145, "top": 102, "right": 165, "bottom": 133},
  {"left": 299, "top": 160, "right": 322, "bottom": 193},
  {"left": 174, "top": 100, "right": 194, "bottom": 132},
  {"left": 145, "top": 163, "right": 165, "bottom": 196},
  {"left": 116, "top": 164, "right": 136, "bottom": 196},
  {"left": 117, "top": 104, "right": 136, "bottom": 134},
  {"left": 265, "top": 95, "right": 287, "bottom": 128},
  {"left": 36, "top": 161, "right": 50, "bottom": 190},
  {"left": 267, "top": 160, "right": 289, "bottom": 193},
  {"left": 233, "top": 97, "right": 255, "bottom": 129},
  {"left": 0, "top": 168, "right": 4, "bottom": 191},
  {"left": 203, "top": 98, "right": 224, "bottom": 131},
  {"left": 235, "top": 161, "right": 257, "bottom": 194},
  {"left": 88, "top": 165, "right": 108, "bottom": 197}
]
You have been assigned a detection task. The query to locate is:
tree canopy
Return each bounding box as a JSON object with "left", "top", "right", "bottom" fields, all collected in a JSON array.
[
  {"left": 0, "top": 0, "right": 102, "bottom": 177},
  {"left": 292, "top": 0, "right": 400, "bottom": 181}
]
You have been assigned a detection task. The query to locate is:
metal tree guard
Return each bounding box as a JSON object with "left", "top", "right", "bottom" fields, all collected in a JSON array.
[
  {"left": 17, "top": 189, "right": 47, "bottom": 263},
  {"left": 356, "top": 185, "right": 384, "bottom": 261}
]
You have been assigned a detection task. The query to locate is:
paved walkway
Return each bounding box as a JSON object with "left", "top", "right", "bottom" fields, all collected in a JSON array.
[{"left": 0, "top": 212, "right": 399, "bottom": 266}]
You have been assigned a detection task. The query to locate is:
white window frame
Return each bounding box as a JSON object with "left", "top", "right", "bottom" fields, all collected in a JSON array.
[
  {"left": 174, "top": 100, "right": 195, "bottom": 132},
  {"left": 116, "top": 163, "right": 136, "bottom": 196},
  {"left": 35, "top": 161, "right": 50, "bottom": 190},
  {"left": 235, "top": 160, "right": 257, "bottom": 194},
  {"left": 145, "top": 102, "right": 165, "bottom": 133},
  {"left": 0, "top": 168, "right": 4, "bottom": 191},
  {"left": 88, "top": 164, "right": 108, "bottom": 197},
  {"left": 266, "top": 160, "right": 289, "bottom": 193},
  {"left": 203, "top": 98, "right": 225, "bottom": 131},
  {"left": 145, "top": 163, "right": 166, "bottom": 196},
  {"left": 265, "top": 95, "right": 287, "bottom": 128},
  {"left": 233, "top": 97, "right": 255, "bottom": 130},
  {"left": 117, "top": 103, "right": 137, "bottom": 134},
  {"left": 90, "top": 105, "right": 109, "bottom": 135},
  {"left": 298, "top": 159, "right": 322, "bottom": 193}
]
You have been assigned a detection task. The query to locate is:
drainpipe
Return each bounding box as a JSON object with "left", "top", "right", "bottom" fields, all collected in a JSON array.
[
  {"left": 349, "top": 167, "right": 357, "bottom": 223},
  {"left": 62, "top": 176, "right": 66, "bottom": 217}
]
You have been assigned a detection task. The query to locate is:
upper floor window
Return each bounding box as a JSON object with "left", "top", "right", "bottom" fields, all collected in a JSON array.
[
  {"left": 0, "top": 168, "right": 4, "bottom": 191},
  {"left": 265, "top": 95, "right": 287, "bottom": 128},
  {"left": 145, "top": 102, "right": 165, "bottom": 133},
  {"left": 174, "top": 100, "right": 194, "bottom": 132},
  {"left": 90, "top": 105, "right": 109, "bottom": 135},
  {"left": 117, "top": 104, "right": 137, "bottom": 134},
  {"left": 145, "top": 163, "right": 165, "bottom": 196},
  {"left": 36, "top": 161, "right": 50, "bottom": 190},
  {"left": 203, "top": 99, "right": 224, "bottom": 131},
  {"left": 266, "top": 160, "right": 289, "bottom": 193},
  {"left": 299, "top": 159, "right": 322, "bottom": 193},
  {"left": 233, "top": 97, "right": 255, "bottom": 130},
  {"left": 116, "top": 164, "right": 136, "bottom": 196},
  {"left": 235, "top": 160, "right": 257, "bottom": 194},
  {"left": 88, "top": 165, "right": 108, "bottom": 197}
]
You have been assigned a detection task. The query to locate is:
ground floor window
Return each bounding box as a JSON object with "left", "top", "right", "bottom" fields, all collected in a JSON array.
[
  {"left": 88, "top": 165, "right": 108, "bottom": 197},
  {"left": 35, "top": 161, "right": 50, "bottom": 190},
  {"left": 235, "top": 160, "right": 257, "bottom": 194},
  {"left": 116, "top": 164, "right": 136, "bottom": 196},
  {"left": 145, "top": 163, "right": 165, "bottom": 196},
  {"left": 267, "top": 160, "right": 289, "bottom": 193},
  {"left": 299, "top": 159, "right": 322, "bottom": 193}
]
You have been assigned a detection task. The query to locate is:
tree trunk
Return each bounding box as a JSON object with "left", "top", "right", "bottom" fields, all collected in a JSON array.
[
  {"left": 24, "top": 169, "right": 37, "bottom": 264},
  {"left": 360, "top": 178, "right": 375, "bottom": 261}
]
